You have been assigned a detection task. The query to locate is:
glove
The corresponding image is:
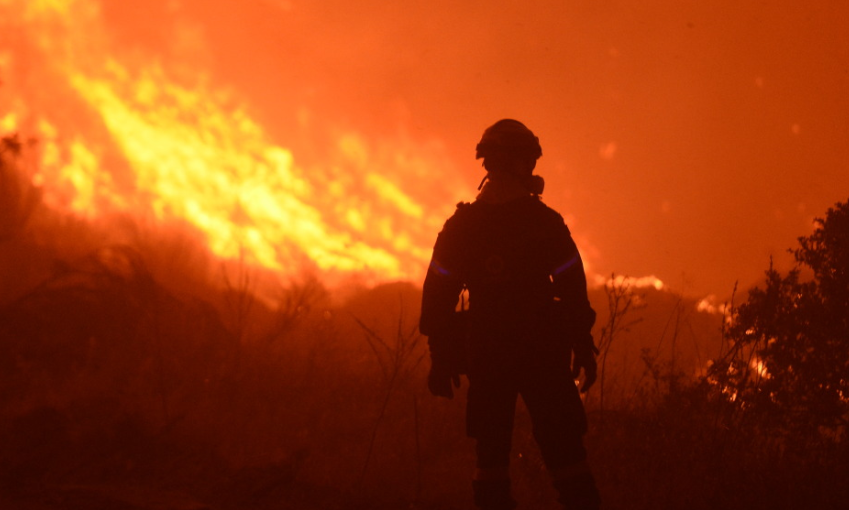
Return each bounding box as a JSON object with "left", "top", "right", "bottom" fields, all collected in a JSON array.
[
  {"left": 571, "top": 340, "right": 599, "bottom": 393},
  {"left": 428, "top": 363, "right": 461, "bottom": 399}
]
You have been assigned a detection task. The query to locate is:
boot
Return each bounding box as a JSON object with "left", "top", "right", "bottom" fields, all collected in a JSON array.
[
  {"left": 472, "top": 479, "right": 518, "bottom": 510},
  {"left": 553, "top": 472, "right": 600, "bottom": 510}
]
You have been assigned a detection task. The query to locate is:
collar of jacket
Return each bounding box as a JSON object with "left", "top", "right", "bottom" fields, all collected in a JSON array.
[{"left": 475, "top": 174, "right": 532, "bottom": 204}]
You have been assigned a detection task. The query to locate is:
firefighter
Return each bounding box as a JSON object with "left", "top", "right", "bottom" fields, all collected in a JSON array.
[{"left": 420, "top": 119, "right": 601, "bottom": 510}]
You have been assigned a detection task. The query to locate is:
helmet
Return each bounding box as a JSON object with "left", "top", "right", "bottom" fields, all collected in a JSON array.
[{"left": 475, "top": 119, "right": 542, "bottom": 161}]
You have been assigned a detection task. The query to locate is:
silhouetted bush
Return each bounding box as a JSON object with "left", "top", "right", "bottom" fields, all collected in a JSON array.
[{"left": 707, "top": 199, "right": 849, "bottom": 445}]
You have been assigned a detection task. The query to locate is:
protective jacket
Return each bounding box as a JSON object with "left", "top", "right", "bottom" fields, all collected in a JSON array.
[{"left": 420, "top": 194, "right": 596, "bottom": 369}]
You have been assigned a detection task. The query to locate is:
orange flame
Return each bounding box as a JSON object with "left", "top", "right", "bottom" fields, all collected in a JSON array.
[{"left": 1, "top": 0, "right": 464, "bottom": 283}]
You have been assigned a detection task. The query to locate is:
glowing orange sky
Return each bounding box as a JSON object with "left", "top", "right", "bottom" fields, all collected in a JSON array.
[{"left": 3, "top": 0, "right": 848, "bottom": 297}]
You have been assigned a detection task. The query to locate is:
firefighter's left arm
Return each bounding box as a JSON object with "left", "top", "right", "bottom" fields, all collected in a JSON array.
[
  {"left": 550, "top": 224, "right": 598, "bottom": 392},
  {"left": 550, "top": 233, "right": 596, "bottom": 335}
]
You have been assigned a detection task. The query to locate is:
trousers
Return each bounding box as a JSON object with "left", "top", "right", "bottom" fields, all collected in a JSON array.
[{"left": 466, "top": 346, "right": 588, "bottom": 471}]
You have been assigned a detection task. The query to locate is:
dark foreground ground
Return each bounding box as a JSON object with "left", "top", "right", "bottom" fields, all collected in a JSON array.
[
  {"left": 0, "top": 242, "right": 845, "bottom": 510},
  {"left": 3, "top": 402, "right": 848, "bottom": 510}
]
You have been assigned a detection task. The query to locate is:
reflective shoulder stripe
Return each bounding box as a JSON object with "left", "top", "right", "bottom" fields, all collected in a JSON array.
[
  {"left": 552, "top": 252, "right": 580, "bottom": 277},
  {"left": 429, "top": 258, "right": 453, "bottom": 277}
]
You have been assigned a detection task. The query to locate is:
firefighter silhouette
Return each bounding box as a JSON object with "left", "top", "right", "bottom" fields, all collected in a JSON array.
[{"left": 420, "top": 119, "right": 601, "bottom": 510}]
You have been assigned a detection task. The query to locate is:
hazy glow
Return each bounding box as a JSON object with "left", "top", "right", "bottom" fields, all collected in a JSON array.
[
  {"left": 595, "top": 274, "right": 664, "bottom": 291},
  {"left": 751, "top": 357, "right": 771, "bottom": 380},
  {"left": 3, "top": 0, "right": 848, "bottom": 296},
  {"left": 1, "top": 113, "right": 16, "bottom": 132},
  {"left": 696, "top": 295, "right": 730, "bottom": 315},
  {"left": 599, "top": 141, "right": 617, "bottom": 161}
]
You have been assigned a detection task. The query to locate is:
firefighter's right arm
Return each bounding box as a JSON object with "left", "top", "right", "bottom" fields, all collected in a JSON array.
[
  {"left": 420, "top": 257, "right": 464, "bottom": 398},
  {"left": 419, "top": 212, "right": 466, "bottom": 338},
  {"left": 419, "top": 257, "right": 464, "bottom": 337},
  {"left": 420, "top": 220, "right": 466, "bottom": 399}
]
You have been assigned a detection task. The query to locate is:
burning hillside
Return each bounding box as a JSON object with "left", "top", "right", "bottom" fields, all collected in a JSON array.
[{"left": 0, "top": 0, "right": 466, "bottom": 286}]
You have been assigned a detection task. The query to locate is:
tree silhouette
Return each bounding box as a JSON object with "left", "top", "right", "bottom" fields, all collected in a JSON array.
[
  {"left": 711, "top": 199, "right": 849, "bottom": 435},
  {"left": 0, "top": 134, "right": 42, "bottom": 243}
]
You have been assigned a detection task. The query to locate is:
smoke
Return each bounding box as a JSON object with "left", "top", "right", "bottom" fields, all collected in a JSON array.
[{"left": 5, "top": 0, "right": 849, "bottom": 296}]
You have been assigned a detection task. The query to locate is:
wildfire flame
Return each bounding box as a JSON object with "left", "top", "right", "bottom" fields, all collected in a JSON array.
[{"left": 1, "top": 0, "right": 464, "bottom": 283}]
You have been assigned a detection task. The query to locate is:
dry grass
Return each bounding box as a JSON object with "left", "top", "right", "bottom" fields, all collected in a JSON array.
[{"left": 1, "top": 141, "right": 845, "bottom": 509}]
